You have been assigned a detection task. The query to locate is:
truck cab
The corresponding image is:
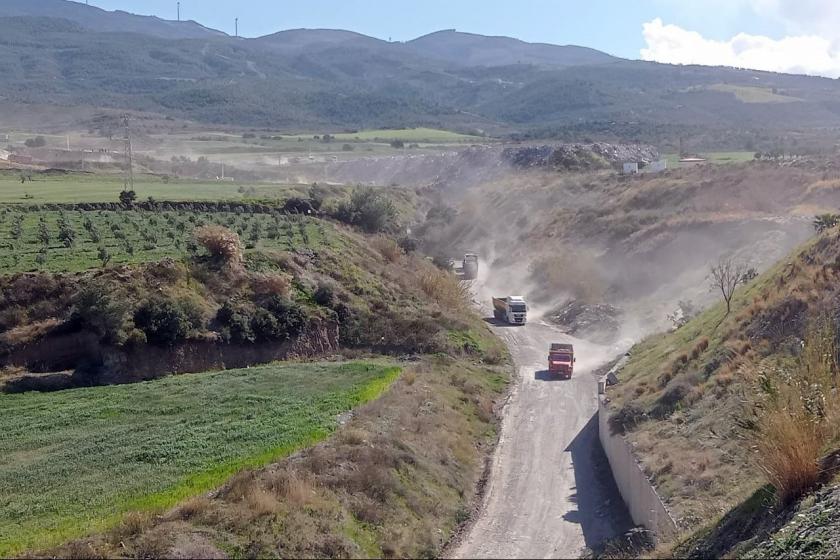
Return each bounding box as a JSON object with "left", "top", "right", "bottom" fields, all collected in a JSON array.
[
  {"left": 492, "top": 295, "right": 528, "bottom": 325},
  {"left": 548, "top": 343, "right": 575, "bottom": 379}
]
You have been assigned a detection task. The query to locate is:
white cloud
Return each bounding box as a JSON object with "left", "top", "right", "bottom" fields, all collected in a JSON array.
[{"left": 641, "top": 17, "right": 840, "bottom": 78}]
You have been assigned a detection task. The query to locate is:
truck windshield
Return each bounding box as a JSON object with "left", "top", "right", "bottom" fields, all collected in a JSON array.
[
  {"left": 510, "top": 304, "right": 526, "bottom": 312},
  {"left": 550, "top": 353, "right": 572, "bottom": 362}
]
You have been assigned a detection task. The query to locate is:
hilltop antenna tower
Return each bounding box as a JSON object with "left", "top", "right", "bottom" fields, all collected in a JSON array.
[
  {"left": 122, "top": 114, "right": 134, "bottom": 192},
  {"left": 177, "top": 2, "right": 180, "bottom": 21},
  {"left": 235, "top": 17, "right": 239, "bottom": 37}
]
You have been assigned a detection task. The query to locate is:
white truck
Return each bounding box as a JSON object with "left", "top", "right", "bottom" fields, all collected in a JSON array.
[{"left": 492, "top": 296, "right": 528, "bottom": 325}]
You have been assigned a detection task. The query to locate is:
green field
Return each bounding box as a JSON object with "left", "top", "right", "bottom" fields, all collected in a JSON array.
[
  {"left": 0, "top": 207, "right": 333, "bottom": 273},
  {"left": 283, "top": 127, "right": 486, "bottom": 143},
  {"left": 0, "top": 362, "right": 400, "bottom": 556},
  {"left": 0, "top": 172, "right": 310, "bottom": 204},
  {"left": 707, "top": 84, "right": 801, "bottom": 104}
]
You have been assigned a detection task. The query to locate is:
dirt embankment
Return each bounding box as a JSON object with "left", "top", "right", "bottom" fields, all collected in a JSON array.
[{"left": 2, "top": 320, "right": 339, "bottom": 393}]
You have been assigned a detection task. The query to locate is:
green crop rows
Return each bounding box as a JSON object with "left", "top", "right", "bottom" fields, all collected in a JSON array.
[{"left": 0, "top": 207, "right": 331, "bottom": 274}]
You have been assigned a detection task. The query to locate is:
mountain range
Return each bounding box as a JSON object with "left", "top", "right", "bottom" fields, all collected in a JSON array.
[{"left": 4, "top": 0, "right": 840, "bottom": 149}]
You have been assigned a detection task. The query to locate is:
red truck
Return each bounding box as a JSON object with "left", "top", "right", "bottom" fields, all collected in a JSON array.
[{"left": 548, "top": 343, "right": 575, "bottom": 379}]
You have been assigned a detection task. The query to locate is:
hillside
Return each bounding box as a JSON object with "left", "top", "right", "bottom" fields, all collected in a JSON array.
[
  {"left": 3, "top": 0, "right": 224, "bottom": 39},
  {"left": 406, "top": 29, "right": 617, "bottom": 67},
  {"left": 0, "top": 177, "right": 511, "bottom": 557},
  {"left": 602, "top": 222, "right": 840, "bottom": 557},
  {"left": 5, "top": 2, "right": 840, "bottom": 148}
]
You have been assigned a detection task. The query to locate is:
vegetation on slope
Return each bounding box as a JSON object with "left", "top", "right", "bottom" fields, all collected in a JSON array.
[
  {"left": 605, "top": 225, "right": 840, "bottom": 556},
  {"left": 0, "top": 362, "right": 399, "bottom": 556}
]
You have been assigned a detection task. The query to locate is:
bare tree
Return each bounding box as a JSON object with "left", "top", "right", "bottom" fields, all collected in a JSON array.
[{"left": 710, "top": 257, "right": 749, "bottom": 315}]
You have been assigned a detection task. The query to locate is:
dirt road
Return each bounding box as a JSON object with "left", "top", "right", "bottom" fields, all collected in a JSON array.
[{"left": 451, "top": 318, "right": 632, "bottom": 559}]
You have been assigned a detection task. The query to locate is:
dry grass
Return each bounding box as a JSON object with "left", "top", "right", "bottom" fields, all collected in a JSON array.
[
  {"left": 267, "top": 469, "right": 315, "bottom": 508},
  {"left": 107, "top": 512, "right": 154, "bottom": 546},
  {"left": 756, "top": 318, "right": 840, "bottom": 504},
  {"left": 402, "top": 370, "right": 417, "bottom": 386},
  {"left": 417, "top": 265, "right": 470, "bottom": 311},
  {"left": 371, "top": 236, "right": 403, "bottom": 263},
  {"left": 0, "top": 318, "right": 62, "bottom": 348},
  {"left": 194, "top": 225, "right": 244, "bottom": 270},
  {"left": 243, "top": 488, "right": 280, "bottom": 517},
  {"left": 249, "top": 272, "right": 291, "bottom": 297},
  {"left": 172, "top": 496, "right": 212, "bottom": 521},
  {"left": 691, "top": 337, "right": 710, "bottom": 360}
]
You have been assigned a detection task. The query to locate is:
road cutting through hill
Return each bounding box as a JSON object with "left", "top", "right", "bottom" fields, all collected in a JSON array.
[{"left": 451, "top": 317, "right": 632, "bottom": 559}]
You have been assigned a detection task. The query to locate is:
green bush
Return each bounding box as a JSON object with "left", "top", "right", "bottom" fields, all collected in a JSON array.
[
  {"left": 332, "top": 188, "right": 397, "bottom": 233},
  {"left": 216, "top": 302, "right": 255, "bottom": 344},
  {"left": 72, "top": 286, "right": 132, "bottom": 345},
  {"left": 134, "top": 297, "right": 202, "bottom": 347}
]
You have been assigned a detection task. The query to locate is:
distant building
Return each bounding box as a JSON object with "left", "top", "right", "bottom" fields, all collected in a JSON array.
[{"left": 622, "top": 162, "right": 639, "bottom": 174}]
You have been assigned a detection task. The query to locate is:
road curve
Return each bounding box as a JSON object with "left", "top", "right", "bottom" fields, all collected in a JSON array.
[{"left": 451, "top": 318, "right": 632, "bottom": 559}]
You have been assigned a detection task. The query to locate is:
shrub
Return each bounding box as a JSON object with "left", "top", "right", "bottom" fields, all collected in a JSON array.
[
  {"left": 24, "top": 136, "right": 46, "bottom": 148},
  {"left": 118, "top": 190, "right": 137, "bottom": 206},
  {"left": 417, "top": 267, "right": 469, "bottom": 311},
  {"left": 134, "top": 298, "right": 201, "bottom": 347},
  {"left": 250, "top": 273, "right": 291, "bottom": 297},
  {"left": 609, "top": 402, "right": 645, "bottom": 434},
  {"left": 282, "top": 197, "right": 315, "bottom": 215},
  {"left": 333, "top": 188, "right": 397, "bottom": 233},
  {"left": 313, "top": 281, "right": 336, "bottom": 307},
  {"left": 398, "top": 237, "right": 418, "bottom": 253},
  {"left": 72, "top": 286, "right": 132, "bottom": 345},
  {"left": 651, "top": 379, "right": 691, "bottom": 418},
  {"left": 371, "top": 236, "right": 402, "bottom": 263},
  {"left": 250, "top": 308, "right": 282, "bottom": 342},
  {"left": 216, "top": 302, "right": 255, "bottom": 344},
  {"left": 195, "top": 225, "right": 243, "bottom": 269},
  {"left": 263, "top": 296, "right": 306, "bottom": 339}
]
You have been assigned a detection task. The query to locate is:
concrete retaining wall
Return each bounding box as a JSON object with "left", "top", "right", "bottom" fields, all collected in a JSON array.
[{"left": 598, "top": 394, "right": 678, "bottom": 541}]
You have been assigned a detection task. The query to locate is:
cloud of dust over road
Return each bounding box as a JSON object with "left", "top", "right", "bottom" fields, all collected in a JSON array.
[{"left": 426, "top": 163, "right": 816, "bottom": 351}]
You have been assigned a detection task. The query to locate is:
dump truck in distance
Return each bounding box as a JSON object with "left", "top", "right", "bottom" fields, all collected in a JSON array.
[
  {"left": 548, "top": 343, "right": 575, "bottom": 379},
  {"left": 492, "top": 296, "right": 528, "bottom": 325},
  {"left": 462, "top": 253, "right": 479, "bottom": 280}
]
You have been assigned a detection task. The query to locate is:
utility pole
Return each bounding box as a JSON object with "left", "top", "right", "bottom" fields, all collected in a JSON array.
[
  {"left": 122, "top": 114, "right": 134, "bottom": 192},
  {"left": 235, "top": 17, "right": 239, "bottom": 37},
  {"left": 177, "top": 2, "right": 180, "bottom": 21}
]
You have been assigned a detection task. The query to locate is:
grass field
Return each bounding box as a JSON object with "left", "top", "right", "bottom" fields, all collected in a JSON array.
[
  {"left": 0, "top": 172, "right": 309, "bottom": 204},
  {"left": 707, "top": 84, "right": 801, "bottom": 104},
  {"left": 255, "top": 127, "right": 485, "bottom": 143},
  {"left": 0, "top": 362, "right": 400, "bottom": 556},
  {"left": 0, "top": 207, "right": 332, "bottom": 273}
]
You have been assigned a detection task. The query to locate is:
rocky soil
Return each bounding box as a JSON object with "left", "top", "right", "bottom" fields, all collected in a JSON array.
[
  {"left": 745, "top": 485, "right": 840, "bottom": 559},
  {"left": 546, "top": 300, "right": 623, "bottom": 344}
]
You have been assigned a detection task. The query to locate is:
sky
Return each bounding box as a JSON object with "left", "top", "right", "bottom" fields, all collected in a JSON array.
[{"left": 87, "top": 0, "right": 840, "bottom": 77}]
